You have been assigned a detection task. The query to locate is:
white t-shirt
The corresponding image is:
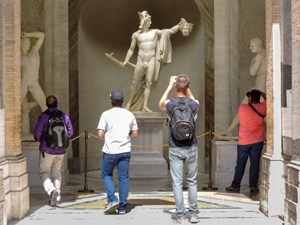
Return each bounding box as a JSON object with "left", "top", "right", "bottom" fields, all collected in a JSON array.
[{"left": 97, "top": 107, "right": 138, "bottom": 154}]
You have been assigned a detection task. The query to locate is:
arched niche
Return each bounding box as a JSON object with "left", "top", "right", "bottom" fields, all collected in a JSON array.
[{"left": 78, "top": 0, "right": 205, "bottom": 171}]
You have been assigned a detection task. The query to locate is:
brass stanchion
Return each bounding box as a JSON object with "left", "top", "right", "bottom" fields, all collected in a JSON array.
[
  {"left": 78, "top": 130, "right": 94, "bottom": 193},
  {"left": 202, "top": 130, "right": 218, "bottom": 191}
]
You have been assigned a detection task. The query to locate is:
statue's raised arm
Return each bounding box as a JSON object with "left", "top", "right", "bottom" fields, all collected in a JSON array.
[{"left": 21, "top": 31, "right": 47, "bottom": 136}]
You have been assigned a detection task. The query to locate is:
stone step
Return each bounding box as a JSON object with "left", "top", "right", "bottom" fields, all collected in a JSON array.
[
  {"left": 131, "top": 151, "right": 162, "bottom": 157},
  {"left": 129, "top": 163, "right": 168, "bottom": 176}
]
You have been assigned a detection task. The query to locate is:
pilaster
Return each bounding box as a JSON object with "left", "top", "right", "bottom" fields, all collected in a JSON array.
[
  {"left": 283, "top": 1, "right": 300, "bottom": 224},
  {"left": 1, "top": 0, "right": 29, "bottom": 223},
  {"left": 44, "top": 0, "right": 69, "bottom": 112},
  {"left": 214, "top": 0, "right": 239, "bottom": 133},
  {"left": 260, "top": 0, "right": 285, "bottom": 219}
]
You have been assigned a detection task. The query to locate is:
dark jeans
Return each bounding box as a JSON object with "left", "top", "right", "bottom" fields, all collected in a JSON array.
[
  {"left": 231, "top": 142, "right": 263, "bottom": 189},
  {"left": 101, "top": 152, "right": 131, "bottom": 211}
]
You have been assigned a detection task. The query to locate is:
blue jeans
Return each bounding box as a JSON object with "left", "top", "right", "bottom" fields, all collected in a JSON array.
[
  {"left": 101, "top": 152, "right": 131, "bottom": 211},
  {"left": 169, "top": 146, "right": 199, "bottom": 218},
  {"left": 231, "top": 142, "right": 263, "bottom": 189}
]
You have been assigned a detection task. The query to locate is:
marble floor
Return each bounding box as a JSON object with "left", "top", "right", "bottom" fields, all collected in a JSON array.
[{"left": 9, "top": 171, "right": 284, "bottom": 225}]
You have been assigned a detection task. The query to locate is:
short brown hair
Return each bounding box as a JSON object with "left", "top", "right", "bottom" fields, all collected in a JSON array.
[{"left": 176, "top": 75, "right": 190, "bottom": 91}]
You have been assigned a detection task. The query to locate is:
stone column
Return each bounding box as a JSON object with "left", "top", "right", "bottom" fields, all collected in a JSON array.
[
  {"left": 291, "top": 1, "right": 300, "bottom": 149},
  {"left": 214, "top": 0, "right": 239, "bottom": 133},
  {"left": 284, "top": 1, "right": 300, "bottom": 224},
  {"left": 44, "top": 0, "right": 70, "bottom": 184},
  {"left": 68, "top": 0, "right": 88, "bottom": 174},
  {"left": 0, "top": 0, "right": 5, "bottom": 222},
  {"left": 260, "top": 0, "right": 285, "bottom": 218},
  {"left": 44, "top": 0, "right": 69, "bottom": 110},
  {"left": 0, "top": 0, "right": 29, "bottom": 222}
]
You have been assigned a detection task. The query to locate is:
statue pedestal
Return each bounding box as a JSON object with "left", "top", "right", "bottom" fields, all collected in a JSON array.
[
  {"left": 22, "top": 137, "right": 69, "bottom": 186},
  {"left": 130, "top": 112, "right": 168, "bottom": 177},
  {"left": 211, "top": 140, "right": 250, "bottom": 187}
]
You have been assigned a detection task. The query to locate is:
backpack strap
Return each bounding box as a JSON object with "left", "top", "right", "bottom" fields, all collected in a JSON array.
[
  {"left": 171, "top": 97, "right": 192, "bottom": 105},
  {"left": 248, "top": 102, "right": 266, "bottom": 118},
  {"left": 44, "top": 110, "right": 62, "bottom": 118}
]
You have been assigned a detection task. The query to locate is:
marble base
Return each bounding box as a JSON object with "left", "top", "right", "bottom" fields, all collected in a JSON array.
[
  {"left": 130, "top": 112, "right": 168, "bottom": 176},
  {"left": 260, "top": 154, "right": 285, "bottom": 218},
  {"left": 211, "top": 140, "right": 250, "bottom": 187},
  {"left": 2, "top": 155, "right": 30, "bottom": 220},
  {"left": 22, "top": 140, "right": 69, "bottom": 186}
]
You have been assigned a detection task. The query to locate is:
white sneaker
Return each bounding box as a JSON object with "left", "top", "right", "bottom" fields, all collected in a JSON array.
[
  {"left": 174, "top": 215, "right": 185, "bottom": 224},
  {"left": 189, "top": 215, "right": 201, "bottom": 223},
  {"left": 118, "top": 209, "right": 125, "bottom": 215},
  {"left": 104, "top": 201, "right": 119, "bottom": 214}
]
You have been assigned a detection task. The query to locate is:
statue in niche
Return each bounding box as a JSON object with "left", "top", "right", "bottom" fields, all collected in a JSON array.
[
  {"left": 106, "top": 11, "right": 193, "bottom": 112},
  {"left": 21, "top": 31, "right": 47, "bottom": 136},
  {"left": 222, "top": 37, "right": 266, "bottom": 135}
]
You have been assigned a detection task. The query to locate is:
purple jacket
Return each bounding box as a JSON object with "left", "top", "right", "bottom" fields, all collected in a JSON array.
[{"left": 34, "top": 108, "right": 73, "bottom": 155}]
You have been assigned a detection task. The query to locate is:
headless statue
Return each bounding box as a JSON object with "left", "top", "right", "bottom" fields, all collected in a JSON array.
[
  {"left": 121, "top": 11, "right": 193, "bottom": 112},
  {"left": 21, "top": 32, "right": 47, "bottom": 136},
  {"left": 223, "top": 37, "right": 266, "bottom": 135}
]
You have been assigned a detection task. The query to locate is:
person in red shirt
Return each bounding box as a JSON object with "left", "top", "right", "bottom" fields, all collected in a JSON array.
[{"left": 226, "top": 89, "right": 266, "bottom": 195}]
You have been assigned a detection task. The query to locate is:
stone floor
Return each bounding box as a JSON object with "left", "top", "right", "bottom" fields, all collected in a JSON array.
[{"left": 8, "top": 170, "right": 284, "bottom": 225}]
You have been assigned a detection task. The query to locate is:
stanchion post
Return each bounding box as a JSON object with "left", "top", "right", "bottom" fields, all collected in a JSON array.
[
  {"left": 78, "top": 130, "right": 94, "bottom": 193},
  {"left": 202, "top": 130, "right": 218, "bottom": 191}
]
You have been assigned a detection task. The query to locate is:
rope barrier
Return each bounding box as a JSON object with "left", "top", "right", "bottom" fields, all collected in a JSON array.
[
  {"left": 86, "top": 131, "right": 215, "bottom": 148},
  {"left": 212, "top": 132, "right": 238, "bottom": 142},
  {"left": 88, "top": 132, "right": 104, "bottom": 140},
  {"left": 68, "top": 130, "right": 237, "bottom": 148},
  {"left": 68, "top": 129, "right": 237, "bottom": 192},
  {"left": 70, "top": 132, "right": 85, "bottom": 142},
  {"left": 85, "top": 131, "right": 234, "bottom": 148}
]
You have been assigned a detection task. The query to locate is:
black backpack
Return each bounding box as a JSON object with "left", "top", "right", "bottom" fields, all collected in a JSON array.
[
  {"left": 44, "top": 110, "right": 69, "bottom": 149},
  {"left": 169, "top": 98, "right": 195, "bottom": 140}
]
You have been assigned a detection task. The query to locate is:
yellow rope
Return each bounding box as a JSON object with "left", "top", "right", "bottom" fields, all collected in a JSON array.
[
  {"left": 212, "top": 132, "right": 238, "bottom": 142},
  {"left": 87, "top": 131, "right": 211, "bottom": 148},
  {"left": 70, "top": 131, "right": 237, "bottom": 148},
  {"left": 70, "top": 132, "right": 85, "bottom": 142},
  {"left": 196, "top": 132, "right": 210, "bottom": 139},
  {"left": 88, "top": 132, "right": 104, "bottom": 140}
]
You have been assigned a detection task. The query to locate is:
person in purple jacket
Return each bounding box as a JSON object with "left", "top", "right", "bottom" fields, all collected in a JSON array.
[{"left": 34, "top": 95, "right": 73, "bottom": 207}]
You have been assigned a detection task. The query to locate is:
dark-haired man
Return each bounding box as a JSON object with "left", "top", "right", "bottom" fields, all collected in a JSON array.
[
  {"left": 34, "top": 95, "right": 73, "bottom": 206},
  {"left": 226, "top": 89, "right": 266, "bottom": 195},
  {"left": 97, "top": 90, "right": 138, "bottom": 215},
  {"left": 158, "top": 75, "right": 200, "bottom": 223}
]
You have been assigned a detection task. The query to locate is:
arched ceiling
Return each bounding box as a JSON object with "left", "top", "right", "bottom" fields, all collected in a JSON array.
[{"left": 80, "top": 0, "right": 201, "bottom": 49}]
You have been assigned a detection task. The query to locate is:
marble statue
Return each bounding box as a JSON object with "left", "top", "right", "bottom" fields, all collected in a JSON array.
[
  {"left": 223, "top": 37, "right": 266, "bottom": 135},
  {"left": 21, "top": 31, "right": 47, "bottom": 136},
  {"left": 22, "top": 99, "right": 38, "bottom": 137},
  {"left": 118, "top": 11, "right": 193, "bottom": 112}
]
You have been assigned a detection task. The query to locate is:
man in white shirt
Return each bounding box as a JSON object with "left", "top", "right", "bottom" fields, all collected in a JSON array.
[{"left": 97, "top": 90, "right": 138, "bottom": 215}]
